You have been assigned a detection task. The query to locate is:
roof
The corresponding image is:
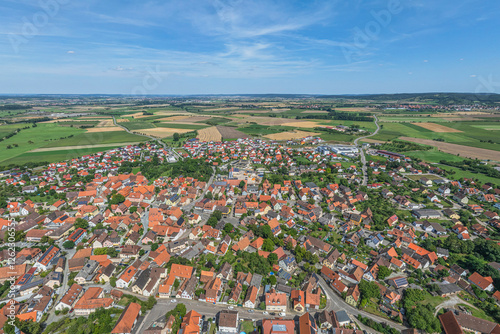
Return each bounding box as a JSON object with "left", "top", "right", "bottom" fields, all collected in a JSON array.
[
  {"left": 111, "top": 302, "right": 141, "bottom": 334},
  {"left": 218, "top": 310, "right": 238, "bottom": 328}
]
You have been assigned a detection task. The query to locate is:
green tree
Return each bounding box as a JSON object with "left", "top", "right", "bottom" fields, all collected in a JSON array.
[
  {"left": 262, "top": 239, "right": 275, "bottom": 252},
  {"left": 378, "top": 266, "right": 391, "bottom": 280},
  {"left": 223, "top": 223, "right": 233, "bottom": 234},
  {"left": 269, "top": 275, "right": 277, "bottom": 285},
  {"left": 63, "top": 240, "right": 75, "bottom": 249},
  {"left": 173, "top": 133, "right": 180, "bottom": 141}
]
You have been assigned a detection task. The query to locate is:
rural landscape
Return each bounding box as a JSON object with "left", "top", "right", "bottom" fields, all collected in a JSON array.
[
  {"left": 2, "top": 0, "right": 500, "bottom": 333},
  {"left": 1, "top": 94, "right": 500, "bottom": 334}
]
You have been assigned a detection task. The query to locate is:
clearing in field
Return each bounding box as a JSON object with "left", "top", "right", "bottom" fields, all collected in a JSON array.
[
  {"left": 157, "top": 115, "right": 192, "bottom": 122},
  {"left": 412, "top": 123, "right": 463, "bottom": 133},
  {"left": 197, "top": 126, "right": 222, "bottom": 142},
  {"left": 399, "top": 137, "right": 500, "bottom": 161},
  {"left": 96, "top": 119, "right": 115, "bottom": 127},
  {"left": 281, "top": 121, "right": 322, "bottom": 128},
  {"left": 265, "top": 130, "right": 319, "bottom": 141},
  {"left": 361, "top": 138, "right": 387, "bottom": 144},
  {"left": 134, "top": 128, "right": 193, "bottom": 138}
]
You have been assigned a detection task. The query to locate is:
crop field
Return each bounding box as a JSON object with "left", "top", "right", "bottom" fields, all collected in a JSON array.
[
  {"left": 281, "top": 121, "right": 322, "bottom": 128},
  {"left": 155, "top": 123, "right": 208, "bottom": 130},
  {"left": 197, "top": 126, "right": 222, "bottom": 142},
  {"left": 0, "top": 123, "right": 85, "bottom": 164},
  {"left": 134, "top": 127, "right": 193, "bottom": 138},
  {"left": 412, "top": 122, "right": 463, "bottom": 132},
  {"left": 42, "top": 131, "right": 146, "bottom": 148},
  {"left": 264, "top": 130, "right": 319, "bottom": 141},
  {"left": 399, "top": 137, "right": 500, "bottom": 161},
  {"left": 471, "top": 124, "right": 500, "bottom": 130},
  {"left": 216, "top": 126, "right": 249, "bottom": 139}
]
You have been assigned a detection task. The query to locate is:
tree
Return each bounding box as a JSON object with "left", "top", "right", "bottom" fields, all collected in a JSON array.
[
  {"left": 358, "top": 280, "right": 380, "bottom": 300},
  {"left": 259, "top": 301, "right": 266, "bottom": 310},
  {"left": 110, "top": 277, "right": 117, "bottom": 287},
  {"left": 74, "top": 218, "right": 89, "bottom": 229},
  {"left": 130, "top": 206, "right": 138, "bottom": 213},
  {"left": 262, "top": 239, "right": 275, "bottom": 252},
  {"left": 378, "top": 266, "right": 391, "bottom": 280},
  {"left": 173, "top": 133, "right": 180, "bottom": 141},
  {"left": 223, "top": 223, "right": 233, "bottom": 234},
  {"left": 63, "top": 241, "right": 75, "bottom": 249},
  {"left": 109, "top": 194, "right": 125, "bottom": 205},
  {"left": 239, "top": 180, "right": 246, "bottom": 188},
  {"left": 269, "top": 275, "right": 277, "bottom": 285},
  {"left": 268, "top": 253, "right": 278, "bottom": 265},
  {"left": 151, "top": 243, "right": 159, "bottom": 251}
]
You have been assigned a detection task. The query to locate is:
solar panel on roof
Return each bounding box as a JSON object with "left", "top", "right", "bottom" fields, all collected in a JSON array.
[{"left": 272, "top": 325, "right": 287, "bottom": 332}]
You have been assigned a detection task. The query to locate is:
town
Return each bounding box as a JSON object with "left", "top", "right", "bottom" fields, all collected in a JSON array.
[{"left": 0, "top": 134, "right": 499, "bottom": 334}]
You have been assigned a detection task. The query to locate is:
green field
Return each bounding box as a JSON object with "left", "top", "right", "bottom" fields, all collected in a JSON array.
[
  {"left": 405, "top": 148, "right": 465, "bottom": 163},
  {"left": 0, "top": 123, "right": 85, "bottom": 163},
  {"left": 470, "top": 124, "right": 500, "bottom": 130},
  {"left": 373, "top": 122, "right": 500, "bottom": 152},
  {"left": 1, "top": 145, "right": 122, "bottom": 166},
  {"left": 41, "top": 131, "right": 146, "bottom": 148},
  {"left": 435, "top": 164, "right": 500, "bottom": 185},
  {"left": 379, "top": 116, "right": 449, "bottom": 122},
  {"left": 155, "top": 123, "right": 208, "bottom": 130},
  {"left": 121, "top": 121, "right": 157, "bottom": 130}
]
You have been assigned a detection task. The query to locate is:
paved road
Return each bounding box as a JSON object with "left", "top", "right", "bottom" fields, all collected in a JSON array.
[
  {"left": 317, "top": 276, "right": 408, "bottom": 331},
  {"left": 137, "top": 210, "right": 149, "bottom": 246},
  {"left": 354, "top": 115, "right": 380, "bottom": 186}
]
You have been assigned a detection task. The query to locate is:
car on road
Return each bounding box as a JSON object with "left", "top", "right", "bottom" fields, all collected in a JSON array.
[
  {"left": 170, "top": 299, "right": 177, "bottom": 303},
  {"left": 263, "top": 311, "right": 269, "bottom": 315},
  {"left": 279, "top": 312, "right": 286, "bottom": 316},
  {"left": 247, "top": 309, "right": 254, "bottom": 313},
  {"left": 228, "top": 306, "right": 234, "bottom": 309}
]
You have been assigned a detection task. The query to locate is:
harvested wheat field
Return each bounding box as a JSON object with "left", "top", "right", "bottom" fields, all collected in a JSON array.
[
  {"left": 412, "top": 123, "right": 463, "bottom": 133},
  {"left": 97, "top": 119, "right": 115, "bottom": 127},
  {"left": 197, "top": 126, "right": 222, "bottom": 142},
  {"left": 265, "top": 130, "right": 319, "bottom": 141},
  {"left": 399, "top": 137, "right": 500, "bottom": 161},
  {"left": 116, "top": 119, "right": 130, "bottom": 123},
  {"left": 157, "top": 115, "right": 191, "bottom": 122},
  {"left": 281, "top": 121, "right": 322, "bottom": 128},
  {"left": 30, "top": 142, "right": 140, "bottom": 152},
  {"left": 85, "top": 127, "right": 124, "bottom": 133},
  {"left": 135, "top": 128, "right": 193, "bottom": 138}
]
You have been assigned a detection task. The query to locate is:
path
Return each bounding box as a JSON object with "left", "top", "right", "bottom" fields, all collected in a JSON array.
[
  {"left": 434, "top": 295, "right": 476, "bottom": 316},
  {"left": 29, "top": 142, "right": 141, "bottom": 152},
  {"left": 354, "top": 115, "right": 380, "bottom": 186}
]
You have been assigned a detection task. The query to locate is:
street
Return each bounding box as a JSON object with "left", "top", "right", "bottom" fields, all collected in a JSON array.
[{"left": 354, "top": 115, "right": 380, "bottom": 186}]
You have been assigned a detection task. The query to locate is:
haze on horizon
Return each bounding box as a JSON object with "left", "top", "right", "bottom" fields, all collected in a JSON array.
[{"left": 1, "top": 0, "right": 499, "bottom": 95}]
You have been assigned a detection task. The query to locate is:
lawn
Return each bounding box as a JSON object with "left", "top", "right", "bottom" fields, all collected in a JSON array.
[
  {"left": 456, "top": 303, "right": 495, "bottom": 322},
  {"left": 240, "top": 320, "right": 254, "bottom": 333},
  {"left": 121, "top": 121, "right": 157, "bottom": 130},
  {"left": 0, "top": 123, "right": 84, "bottom": 164}
]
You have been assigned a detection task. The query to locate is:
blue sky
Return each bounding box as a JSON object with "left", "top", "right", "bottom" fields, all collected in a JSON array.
[{"left": 1, "top": 0, "right": 499, "bottom": 94}]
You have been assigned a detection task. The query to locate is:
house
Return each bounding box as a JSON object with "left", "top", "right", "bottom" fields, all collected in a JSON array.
[
  {"left": 73, "top": 287, "right": 114, "bottom": 316},
  {"left": 55, "top": 283, "right": 83, "bottom": 311},
  {"left": 218, "top": 310, "right": 239, "bottom": 333},
  {"left": 345, "top": 285, "right": 360, "bottom": 307},
  {"left": 111, "top": 302, "right": 141, "bottom": 334},
  {"left": 468, "top": 272, "right": 494, "bottom": 292},
  {"left": 262, "top": 319, "right": 295, "bottom": 334},
  {"left": 453, "top": 193, "right": 469, "bottom": 205},
  {"left": 299, "top": 313, "right": 317, "bottom": 334},
  {"left": 265, "top": 292, "right": 287, "bottom": 312},
  {"left": 244, "top": 286, "right": 259, "bottom": 309}
]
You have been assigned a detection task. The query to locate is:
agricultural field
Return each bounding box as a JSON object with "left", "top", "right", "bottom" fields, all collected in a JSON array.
[
  {"left": 216, "top": 126, "right": 249, "bottom": 139},
  {"left": 399, "top": 137, "right": 500, "bottom": 161},
  {"left": 264, "top": 130, "right": 319, "bottom": 141},
  {"left": 197, "top": 126, "right": 222, "bottom": 142},
  {"left": 412, "top": 122, "right": 463, "bottom": 132}
]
